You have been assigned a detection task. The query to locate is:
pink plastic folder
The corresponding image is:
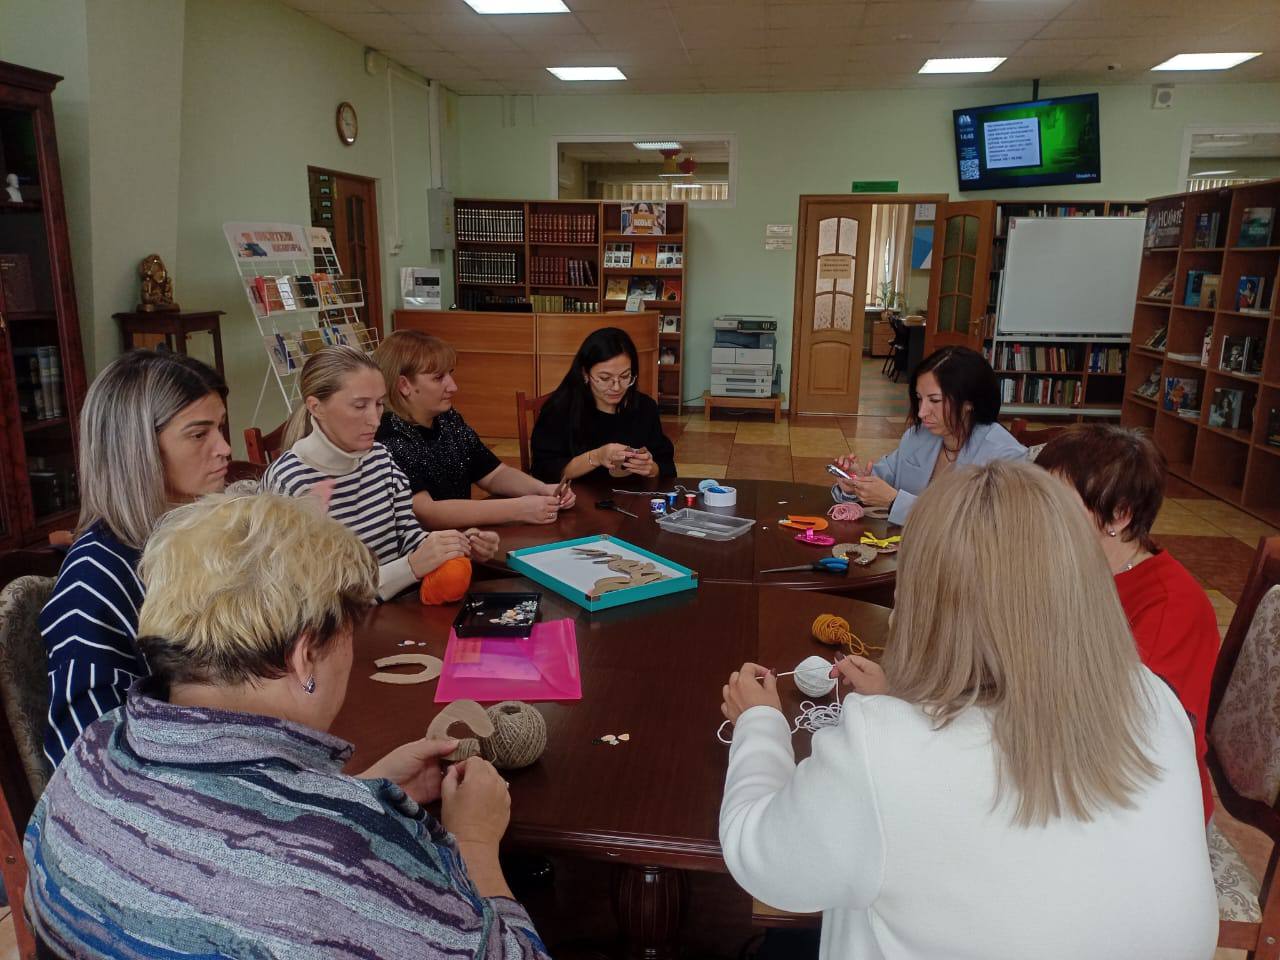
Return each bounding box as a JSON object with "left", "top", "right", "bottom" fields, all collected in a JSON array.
[{"left": 435, "top": 618, "right": 582, "bottom": 703}]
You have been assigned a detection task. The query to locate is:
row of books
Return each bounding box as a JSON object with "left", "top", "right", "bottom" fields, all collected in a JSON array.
[
  {"left": 263, "top": 322, "right": 376, "bottom": 377},
  {"left": 14, "top": 345, "right": 64, "bottom": 421},
  {"left": 992, "top": 343, "right": 1086, "bottom": 373},
  {"left": 1088, "top": 346, "right": 1127, "bottom": 373},
  {"left": 1182, "top": 271, "right": 1274, "bottom": 312},
  {"left": 1184, "top": 271, "right": 1219, "bottom": 308},
  {"left": 1142, "top": 326, "right": 1168, "bottom": 350},
  {"left": 458, "top": 291, "right": 526, "bottom": 311},
  {"left": 458, "top": 250, "right": 521, "bottom": 285},
  {"left": 529, "top": 213, "right": 596, "bottom": 244},
  {"left": 530, "top": 257, "right": 595, "bottom": 287},
  {"left": 529, "top": 295, "right": 599, "bottom": 312},
  {"left": 997, "top": 375, "right": 1083, "bottom": 407},
  {"left": 603, "top": 242, "right": 683, "bottom": 269},
  {"left": 248, "top": 273, "right": 350, "bottom": 316},
  {"left": 456, "top": 207, "right": 523, "bottom": 242},
  {"left": 604, "top": 276, "right": 682, "bottom": 303}
]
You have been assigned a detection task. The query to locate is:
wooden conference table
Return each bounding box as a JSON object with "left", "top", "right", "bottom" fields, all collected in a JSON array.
[{"left": 333, "top": 478, "right": 899, "bottom": 958}]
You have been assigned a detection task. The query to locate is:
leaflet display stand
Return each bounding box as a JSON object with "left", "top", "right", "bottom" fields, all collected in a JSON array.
[{"left": 223, "top": 221, "right": 370, "bottom": 424}]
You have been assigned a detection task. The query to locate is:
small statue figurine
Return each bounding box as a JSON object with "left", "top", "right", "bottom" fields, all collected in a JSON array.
[
  {"left": 137, "top": 253, "right": 179, "bottom": 312},
  {"left": 4, "top": 173, "right": 21, "bottom": 203}
]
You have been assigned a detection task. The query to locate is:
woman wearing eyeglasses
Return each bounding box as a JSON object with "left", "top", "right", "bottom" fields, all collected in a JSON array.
[{"left": 530, "top": 327, "right": 676, "bottom": 483}]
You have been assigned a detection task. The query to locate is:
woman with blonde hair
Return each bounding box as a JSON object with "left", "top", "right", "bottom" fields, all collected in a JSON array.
[
  {"left": 264, "top": 345, "right": 499, "bottom": 601},
  {"left": 719, "top": 460, "right": 1216, "bottom": 960},
  {"left": 25, "top": 493, "right": 549, "bottom": 958},
  {"left": 40, "top": 349, "right": 230, "bottom": 768},
  {"left": 374, "top": 330, "right": 574, "bottom": 527}
]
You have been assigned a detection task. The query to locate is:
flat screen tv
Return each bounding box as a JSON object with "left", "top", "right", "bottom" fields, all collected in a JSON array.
[{"left": 953, "top": 93, "right": 1101, "bottom": 192}]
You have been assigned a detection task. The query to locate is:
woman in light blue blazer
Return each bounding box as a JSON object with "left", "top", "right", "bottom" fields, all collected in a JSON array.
[{"left": 834, "top": 346, "right": 1026, "bottom": 525}]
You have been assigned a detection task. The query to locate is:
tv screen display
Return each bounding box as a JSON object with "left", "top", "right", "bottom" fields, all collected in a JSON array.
[{"left": 953, "top": 93, "right": 1101, "bottom": 191}]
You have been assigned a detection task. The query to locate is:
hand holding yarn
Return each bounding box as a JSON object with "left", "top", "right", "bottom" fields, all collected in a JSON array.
[
  {"left": 357, "top": 736, "right": 460, "bottom": 805},
  {"left": 790, "top": 655, "right": 838, "bottom": 697},
  {"left": 721, "top": 661, "right": 781, "bottom": 723},
  {"left": 464, "top": 528, "right": 501, "bottom": 562},
  {"left": 411, "top": 530, "right": 471, "bottom": 580},
  {"left": 832, "top": 655, "right": 888, "bottom": 696}
]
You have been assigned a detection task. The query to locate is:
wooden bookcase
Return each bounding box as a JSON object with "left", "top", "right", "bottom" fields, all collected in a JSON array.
[
  {"left": 982, "top": 200, "right": 1147, "bottom": 420},
  {"left": 0, "top": 61, "right": 88, "bottom": 549},
  {"left": 452, "top": 198, "right": 688, "bottom": 414},
  {"left": 1120, "top": 178, "right": 1280, "bottom": 526}
]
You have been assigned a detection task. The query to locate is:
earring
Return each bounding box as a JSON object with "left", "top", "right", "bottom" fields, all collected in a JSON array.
[
  {"left": 302, "top": 675, "right": 316, "bottom": 695},
  {"left": 1106, "top": 528, "right": 1118, "bottom": 537}
]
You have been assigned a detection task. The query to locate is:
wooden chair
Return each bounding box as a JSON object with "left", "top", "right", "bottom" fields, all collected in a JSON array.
[
  {"left": 0, "top": 573, "right": 56, "bottom": 960},
  {"left": 244, "top": 421, "right": 287, "bottom": 467},
  {"left": 515, "top": 391, "right": 552, "bottom": 474},
  {"left": 1204, "top": 536, "right": 1280, "bottom": 957},
  {"left": 1008, "top": 418, "right": 1068, "bottom": 447},
  {"left": 751, "top": 897, "right": 819, "bottom": 929}
]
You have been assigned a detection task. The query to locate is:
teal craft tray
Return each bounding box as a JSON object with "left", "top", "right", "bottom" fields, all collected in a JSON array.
[{"left": 506, "top": 534, "right": 699, "bottom": 612}]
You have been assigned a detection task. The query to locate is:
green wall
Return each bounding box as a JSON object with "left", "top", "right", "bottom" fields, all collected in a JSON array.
[{"left": 455, "top": 82, "right": 1280, "bottom": 407}]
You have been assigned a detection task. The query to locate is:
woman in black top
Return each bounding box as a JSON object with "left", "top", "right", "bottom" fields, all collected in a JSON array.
[{"left": 530, "top": 327, "right": 676, "bottom": 483}]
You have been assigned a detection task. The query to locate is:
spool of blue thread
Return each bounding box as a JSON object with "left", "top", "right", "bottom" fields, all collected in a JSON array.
[
  {"left": 649, "top": 497, "right": 667, "bottom": 516},
  {"left": 665, "top": 492, "right": 677, "bottom": 510}
]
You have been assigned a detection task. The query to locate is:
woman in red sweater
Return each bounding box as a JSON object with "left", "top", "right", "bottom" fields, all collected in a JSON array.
[{"left": 1037, "top": 425, "right": 1217, "bottom": 822}]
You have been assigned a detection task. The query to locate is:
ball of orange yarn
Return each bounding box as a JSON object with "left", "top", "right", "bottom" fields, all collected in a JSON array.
[{"left": 420, "top": 556, "right": 472, "bottom": 605}]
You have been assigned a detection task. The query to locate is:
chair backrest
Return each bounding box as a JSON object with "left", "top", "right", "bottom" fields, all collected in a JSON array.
[
  {"left": 515, "top": 391, "right": 552, "bottom": 474},
  {"left": 0, "top": 575, "right": 55, "bottom": 812},
  {"left": 244, "top": 421, "right": 288, "bottom": 467},
  {"left": 1008, "top": 417, "right": 1068, "bottom": 448},
  {"left": 1206, "top": 536, "right": 1280, "bottom": 839}
]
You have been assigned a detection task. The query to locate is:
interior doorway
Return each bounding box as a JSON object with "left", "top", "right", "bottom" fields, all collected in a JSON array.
[
  {"left": 308, "top": 166, "right": 382, "bottom": 329},
  {"left": 790, "top": 193, "right": 946, "bottom": 416}
]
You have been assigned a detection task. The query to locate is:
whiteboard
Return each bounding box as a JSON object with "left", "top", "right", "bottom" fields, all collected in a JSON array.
[{"left": 996, "top": 216, "right": 1145, "bottom": 336}]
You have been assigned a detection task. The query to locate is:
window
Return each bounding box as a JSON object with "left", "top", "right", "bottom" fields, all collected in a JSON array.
[{"left": 553, "top": 136, "right": 734, "bottom": 205}]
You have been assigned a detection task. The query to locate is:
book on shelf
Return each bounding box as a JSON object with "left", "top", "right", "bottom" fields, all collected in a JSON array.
[
  {"left": 627, "top": 277, "right": 660, "bottom": 301},
  {"left": 998, "top": 374, "right": 1082, "bottom": 407},
  {"left": 293, "top": 274, "right": 320, "bottom": 309},
  {"left": 1163, "top": 376, "right": 1199, "bottom": 413},
  {"left": 1220, "top": 335, "right": 1264, "bottom": 376},
  {"left": 657, "top": 243, "right": 683, "bottom": 268},
  {"left": 13, "top": 345, "right": 64, "bottom": 421},
  {"left": 1144, "top": 204, "right": 1183, "bottom": 249},
  {"left": 1166, "top": 351, "right": 1202, "bottom": 362},
  {"left": 1201, "top": 275, "right": 1221, "bottom": 309},
  {"left": 530, "top": 294, "right": 599, "bottom": 313},
  {"left": 264, "top": 333, "right": 298, "bottom": 376},
  {"left": 1192, "top": 211, "right": 1222, "bottom": 248},
  {"left": 274, "top": 276, "right": 298, "bottom": 311},
  {"left": 530, "top": 256, "right": 595, "bottom": 286},
  {"left": 1269, "top": 408, "right": 1280, "bottom": 448},
  {"left": 620, "top": 202, "right": 667, "bottom": 236},
  {"left": 315, "top": 273, "right": 342, "bottom": 307},
  {"left": 0, "top": 252, "right": 36, "bottom": 311},
  {"left": 660, "top": 315, "right": 680, "bottom": 333},
  {"left": 457, "top": 250, "right": 521, "bottom": 284},
  {"left": 1238, "top": 207, "right": 1275, "bottom": 247},
  {"left": 1144, "top": 326, "right": 1168, "bottom": 350},
  {"left": 604, "top": 243, "right": 632, "bottom": 268},
  {"left": 456, "top": 207, "right": 524, "bottom": 242},
  {"left": 529, "top": 211, "right": 596, "bottom": 243},
  {"left": 1236, "top": 275, "right": 1268, "bottom": 313},
  {"left": 1201, "top": 327, "right": 1214, "bottom": 365},
  {"left": 633, "top": 242, "right": 658, "bottom": 268},
  {"left": 660, "top": 278, "right": 682, "bottom": 303},
  {"left": 1176, "top": 407, "right": 1202, "bottom": 419},
  {"left": 1208, "top": 387, "right": 1251, "bottom": 431},
  {"left": 1244, "top": 337, "right": 1264, "bottom": 377},
  {"left": 605, "top": 277, "right": 629, "bottom": 300},
  {"left": 1134, "top": 370, "right": 1162, "bottom": 400},
  {"left": 1145, "top": 271, "right": 1175, "bottom": 300},
  {"left": 1184, "top": 270, "right": 1211, "bottom": 307}
]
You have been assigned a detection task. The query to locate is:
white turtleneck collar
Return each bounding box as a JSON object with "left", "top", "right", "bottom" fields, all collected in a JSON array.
[{"left": 291, "top": 423, "right": 367, "bottom": 476}]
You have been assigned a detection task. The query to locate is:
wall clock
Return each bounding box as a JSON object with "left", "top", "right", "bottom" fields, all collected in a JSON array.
[{"left": 336, "top": 101, "right": 358, "bottom": 145}]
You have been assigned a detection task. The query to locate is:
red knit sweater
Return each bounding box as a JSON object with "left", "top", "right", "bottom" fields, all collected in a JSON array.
[{"left": 1115, "top": 550, "right": 1218, "bottom": 822}]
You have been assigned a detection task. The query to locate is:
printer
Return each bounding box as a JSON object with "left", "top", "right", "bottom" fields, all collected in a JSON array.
[{"left": 711, "top": 315, "right": 777, "bottom": 398}]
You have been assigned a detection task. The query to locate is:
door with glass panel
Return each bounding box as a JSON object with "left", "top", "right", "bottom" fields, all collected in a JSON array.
[
  {"left": 924, "top": 201, "right": 995, "bottom": 354},
  {"left": 792, "top": 201, "right": 872, "bottom": 415}
]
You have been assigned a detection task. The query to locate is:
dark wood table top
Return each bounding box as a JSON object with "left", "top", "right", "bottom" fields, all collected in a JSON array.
[
  {"left": 333, "top": 577, "right": 893, "bottom": 872},
  {"left": 491, "top": 477, "right": 899, "bottom": 594}
]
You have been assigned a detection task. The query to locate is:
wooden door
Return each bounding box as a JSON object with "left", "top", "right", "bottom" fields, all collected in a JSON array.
[
  {"left": 924, "top": 201, "right": 996, "bottom": 354},
  {"left": 329, "top": 171, "right": 382, "bottom": 330},
  {"left": 792, "top": 201, "right": 872, "bottom": 415}
]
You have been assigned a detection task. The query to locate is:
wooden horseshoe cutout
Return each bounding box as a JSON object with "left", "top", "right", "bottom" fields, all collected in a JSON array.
[
  {"left": 426, "top": 700, "right": 497, "bottom": 761},
  {"left": 370, "top": 653, "right": 443, "bottom": 685}
]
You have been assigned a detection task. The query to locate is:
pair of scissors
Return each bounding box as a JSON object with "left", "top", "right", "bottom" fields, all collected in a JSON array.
[{"left": 759, "top": 557, "right": 849, "bottom": 575}]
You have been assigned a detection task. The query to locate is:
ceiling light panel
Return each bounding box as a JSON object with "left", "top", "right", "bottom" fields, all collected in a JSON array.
[
  {"left": 547, "top": 66, "right": 627, "bottom": 81},
  {"left": 634, "top": 141, "right": 682, "bottom": 150},
  {"left": 462, "top": 0, "right": 569, "bottom": 13},
  {"left": 918, "top": 57, "right": 1007, "bottom": 74},
  {"left": 1151, "top": 52, "right": 1261, "bottom": 71},
  {"left": 1190, "top": 170, "right": 1237, "bottom": 176}
]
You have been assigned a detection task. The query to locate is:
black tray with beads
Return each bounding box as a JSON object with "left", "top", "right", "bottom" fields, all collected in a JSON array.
[{"left": 452, "top": 592, "right": 542, "bottom": 638}]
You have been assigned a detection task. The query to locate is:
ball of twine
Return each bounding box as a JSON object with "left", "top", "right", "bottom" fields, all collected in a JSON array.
[
  {"left": 420, "top": 556, "right": 472, "bottom": 605},
  {"left": 793, "top": 655, "right": 837, "bottom": 697},
  {"left": 450, "top": 738, "right": 482, "bottom": 762},
  {"left": 811, "top": 613, "right": 882, "bottom": 658},
  {"left": 479, "top": 701, "right": 547, "bottom": 770}
]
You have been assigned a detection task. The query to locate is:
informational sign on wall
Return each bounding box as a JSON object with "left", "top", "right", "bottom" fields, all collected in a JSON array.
[
  {"left": 765, "top": 223, "right": 794, "bottom": 237},
  {"left": 765, "top": 238, "right": 794, "bottom": 251}
]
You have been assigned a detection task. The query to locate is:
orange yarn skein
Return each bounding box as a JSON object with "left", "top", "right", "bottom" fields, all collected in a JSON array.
[
  {"left": 811, "top": 613, "right": 882, "bottom": 658},
  {"left": 420, "top": 556, "right": 473, "bottom": 605}
]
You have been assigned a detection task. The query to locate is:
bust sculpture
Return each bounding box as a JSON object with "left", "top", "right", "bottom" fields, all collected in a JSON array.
[
  {"left": 137, "top": 254, "right": 179, "bottom": 312},
  {"left": 4, "top": 173, "right": 21, "bottom": 203}
]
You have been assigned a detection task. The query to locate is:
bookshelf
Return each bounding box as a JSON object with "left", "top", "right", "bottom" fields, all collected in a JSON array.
[
  {"left": 0, "top": 62, "right": 89, "bottom": 548},
  {"left": 452, "top": 198, "right": 688, "bottom": 414},
  {"left": 1120, "top": 178, "right": 1280, "bottom": 526},
  {"left": 983, "top": 200, "right": 1146, "bottom": 420}
]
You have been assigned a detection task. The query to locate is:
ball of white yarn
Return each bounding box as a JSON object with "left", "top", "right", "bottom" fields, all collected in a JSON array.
[{"left": 793, "top": 655, "right": 836, "bottom": 697}]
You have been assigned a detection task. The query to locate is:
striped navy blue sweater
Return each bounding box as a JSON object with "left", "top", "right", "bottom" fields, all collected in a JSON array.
[
  {"left": 263, "top": 430, "right": 427, "bottom": 601},
  {"left": 38, "top": 524, "right": 146, "bottom": 768}
]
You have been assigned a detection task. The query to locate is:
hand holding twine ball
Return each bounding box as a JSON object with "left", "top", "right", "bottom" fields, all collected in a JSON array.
[{"left": 420, "top": 556, "right": 472, "bottom": 605}]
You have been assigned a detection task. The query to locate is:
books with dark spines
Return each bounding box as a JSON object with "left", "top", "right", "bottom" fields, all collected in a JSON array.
[
  {"left": 1208, "top": 388, "right": 1246, "bottom": 430},
  {"left": 1236, "top": 275, "right": 1266, "bottom": 313},
  {"left": 1144, "top": 326, "right": 1168, "bottom": 350},
  {"left": 1163, "top": 376, "right": 1199, "bottom": 413},
  {"left": 1192, "top": 212, "right": 1222, "bottom": 248},
  {"left": 293, "top": 275, "right": 320, "bottom": 309},
  {"left": 1268, "top": 408, "right": 1280, "bottom": 448},
  {"left": 627, "top": 277, "right": 660, "bottom": 302},
  {"left": 1220, "top": 336, "right": 1248, "bottom": 372},
  {"left": 1201, "top": 275, "right": 1221, "bottom": 309},
  {"left": 0, "top": 253, "right": 36, "bottom": 311},
  {"left": 605, "top": 277, "right": 629, "bottom": 300},
  {"left": 1146, "top": 271, "right": 1175, "bottom": 299},
  {"left": 1184, "top": 270, "right": 1207, "bottom": 307},
  {"left": 1238, "top": 207, "right": 1275, "bottom": 247}
]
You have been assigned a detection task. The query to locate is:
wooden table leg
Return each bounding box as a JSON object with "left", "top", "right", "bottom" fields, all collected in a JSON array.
[{"left": 610, "top": 864, "right": 688, "bottom": 960}]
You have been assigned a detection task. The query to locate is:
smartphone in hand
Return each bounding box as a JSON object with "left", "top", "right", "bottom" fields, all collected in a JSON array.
[{"left": 826, "top": 463, "right": 854, "bottom": 481}]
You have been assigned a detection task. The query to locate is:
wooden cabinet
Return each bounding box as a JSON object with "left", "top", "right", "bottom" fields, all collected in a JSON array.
[{"left": 0, "top": 61, "right": 88, "bottom": 548}]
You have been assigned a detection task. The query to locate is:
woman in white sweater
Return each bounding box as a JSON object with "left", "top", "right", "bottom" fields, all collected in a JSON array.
[
  {"left": 265, "top": 346, "right": 499, "bottom": 601},
  {"left": 719, "top": 460, "right": 1217, "bottom": 960}
]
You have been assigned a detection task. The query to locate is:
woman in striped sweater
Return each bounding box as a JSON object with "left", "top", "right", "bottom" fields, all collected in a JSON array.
[
  {"left": 264, "top": 346, "right": 499, "bottom": 601},
  {"left": 39, "top": 350, "right": 230, "bottom": 768}
]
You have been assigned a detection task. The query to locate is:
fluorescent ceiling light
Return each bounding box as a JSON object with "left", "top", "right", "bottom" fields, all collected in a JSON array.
[
  {"left": 462, "top": 0, "right": 569, "bottom": 13},
  {"left": 671, "top": 183, "right": 704, "bottom": 189},
  {"left": 634, "top": 141, "right": 682, "bottom": 150},
  {"left": 547, "top": 66, "right": 626, "bottom": 81},
  {"left": 1152, "top": 52, "right": 1261, "bottom": 71},
  {"left": 1190, "top": 169, "right": 1237, "bottom": 177},
  {"left": 919, "top": 57, "right": 1006, "bottom": 74}
]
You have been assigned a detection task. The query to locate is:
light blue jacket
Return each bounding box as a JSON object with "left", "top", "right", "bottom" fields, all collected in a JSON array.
[{"left": 832, "top": 421, "right": 1027, "bottom": 525}]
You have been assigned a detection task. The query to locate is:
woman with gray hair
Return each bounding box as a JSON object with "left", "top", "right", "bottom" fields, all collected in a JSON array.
[
  {"left": 39, "top": 349, "right": 230, "bottom": 768},
  {"left": 25, "top": 492, "right": 547, "bottom": 959}
]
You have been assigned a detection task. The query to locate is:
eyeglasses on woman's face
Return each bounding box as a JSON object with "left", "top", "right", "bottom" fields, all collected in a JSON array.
[{"left": 589, "top": 372, "right": 636, "bottom": 389}]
